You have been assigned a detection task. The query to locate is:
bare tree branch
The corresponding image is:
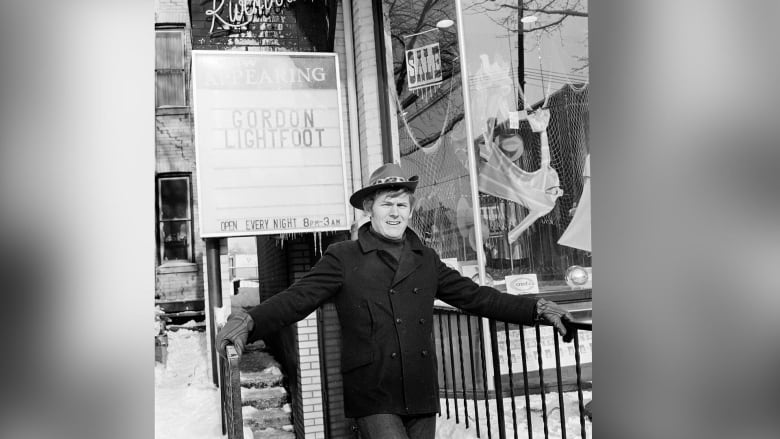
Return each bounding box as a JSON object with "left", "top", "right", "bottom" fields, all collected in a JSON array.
[{"left": 524, "top": 8, "right": 587, "bottom": 17}]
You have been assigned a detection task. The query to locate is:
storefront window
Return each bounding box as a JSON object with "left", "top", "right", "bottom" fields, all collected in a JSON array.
[
  {"left": 384, "top": 0, "right": 589, "bottom": 293},
  {"left": 383, "top": 0, "right": 479, "bottom": 274},
  {"left": 158, "top": 174, "right": 193, "bottom": 263}
]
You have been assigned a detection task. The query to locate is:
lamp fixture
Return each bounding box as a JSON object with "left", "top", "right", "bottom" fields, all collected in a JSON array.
[{"left": 436, "top": 19, "right": 454, "bottom": 29}]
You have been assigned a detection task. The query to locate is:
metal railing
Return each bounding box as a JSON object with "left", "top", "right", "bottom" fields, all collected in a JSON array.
[
  {"left": 219, "top": 345, "right": 244, "bottom": 439},
  {"left": 433, "top": 305, "right": 592, "bottom": 439}
]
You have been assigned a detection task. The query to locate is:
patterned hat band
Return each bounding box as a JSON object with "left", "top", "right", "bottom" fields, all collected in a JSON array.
[{"left": 372, "top": 176, "right": 409, "bottom": 185}]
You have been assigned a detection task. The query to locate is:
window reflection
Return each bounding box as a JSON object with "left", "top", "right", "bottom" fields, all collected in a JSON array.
[{"left": 386, "top": 0, "right": 590, "bottom": 292}]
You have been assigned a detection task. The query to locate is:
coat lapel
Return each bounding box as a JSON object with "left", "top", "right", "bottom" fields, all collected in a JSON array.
[
  {"left": 391, "top": 230, "right": 424, "bottom": 287},
  {"left": 357, "top": 223, "right": 426, "bottom": 287}
]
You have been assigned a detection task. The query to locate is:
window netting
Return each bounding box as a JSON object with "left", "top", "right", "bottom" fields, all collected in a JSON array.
[{"left": 398, "top": 81, "right": 590, "bottom": 282}]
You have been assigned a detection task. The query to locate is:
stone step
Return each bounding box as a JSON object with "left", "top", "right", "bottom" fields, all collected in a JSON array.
[
  {"left": 240, "top": 366, "right": 284, "bottom": 389},
  {"left": 240, "top": 349, "right": 284, "bottom": 388},
  {"left": 249, "top": 427, "right": 295, "bottom": 439},
  {"left": 242, "top": 405, "right": 292, "bottom": 430},
  {"left": 240, "top": 349, "right": 280, "bottom": 371},
  {"left": 240, "top": 386, "right": 288, "bottom": 410}
]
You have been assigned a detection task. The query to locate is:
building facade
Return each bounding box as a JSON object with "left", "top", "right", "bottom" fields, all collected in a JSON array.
[{"left": 154, "top": 1, "right": 590, "bottom": 438}]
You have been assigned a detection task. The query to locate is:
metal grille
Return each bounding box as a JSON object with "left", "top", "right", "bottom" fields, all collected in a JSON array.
[{"left": 434, "top": 306, "right": 593, "bottom": 439}]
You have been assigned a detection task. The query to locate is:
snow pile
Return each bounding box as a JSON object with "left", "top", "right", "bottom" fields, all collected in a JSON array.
[
  {"left": 155, "top": 329, "right": 224, "bottom": 439},
  {"left": 154, "top": 306, "right": 165, "bottom": 336},
  {"left": 155, "top": 328, "right": 592, "bottom": 439},
  {"left": 437, "top": 391, "right": 593, "bottom": 439},
  {"left": 436, "top": 414, "right": 477, "bottom": 439}
]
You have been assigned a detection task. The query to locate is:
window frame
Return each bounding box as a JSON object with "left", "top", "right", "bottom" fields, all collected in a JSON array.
[
  {"left": 156, "top": 173, "right": 194, "bottom": 265},
  {"left": 155, "top": 24, "right": 187, "bottom": 110}
]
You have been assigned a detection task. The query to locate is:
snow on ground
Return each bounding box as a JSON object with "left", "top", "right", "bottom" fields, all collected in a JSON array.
[
  {"left": 156, "top": 329, "right": 590, "bottom": 439},
  {"left": 155, "top": 328, "right": 224, "bottom": 439},
  {"left": 437, "top": 390, "right": 593, "bottom": 439}
]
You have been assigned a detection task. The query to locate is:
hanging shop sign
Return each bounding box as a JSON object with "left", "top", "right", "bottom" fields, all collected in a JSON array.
[
  {"left": 192, "top": 51, "right": 350, "bottom": 237},
  {"left": 205, "top": 0, "right": 307, "bottom": 32},
  {"left": 404, "top": 28, "right": 443, "bottom": 100}
]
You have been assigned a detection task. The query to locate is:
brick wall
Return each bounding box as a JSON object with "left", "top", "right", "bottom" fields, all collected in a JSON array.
[
  {"left": 256, "top": 235, "right": 289, "bottom": 302},
  {"left": 155, "top": 0, "right": 205, "bottom": 305},
  {"left": 297, "top": 311, "right": 326, "bottom": 438},
  {"left": 320, "top": 301, "right": 352, "bottom": 438},
  {"left": 351, "top": 0, "right": 385, "bottom": 179}
]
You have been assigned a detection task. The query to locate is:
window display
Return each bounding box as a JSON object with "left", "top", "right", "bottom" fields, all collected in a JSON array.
[{"left": 385, "top": 0, "right": 589, "bottom": 293}]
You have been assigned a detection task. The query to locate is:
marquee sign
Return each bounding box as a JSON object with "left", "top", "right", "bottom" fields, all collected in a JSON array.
[
  {"left": 192, "top": 51, "right": 350, "bottom": 237},
  {"left": 205, "top": 0, "right": 308, "bottom": 32}
]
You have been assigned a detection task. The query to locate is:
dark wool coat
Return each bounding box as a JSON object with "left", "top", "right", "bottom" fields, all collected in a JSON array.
[{"left": 246, "top": 223, "right": 538, "bottom": 418}]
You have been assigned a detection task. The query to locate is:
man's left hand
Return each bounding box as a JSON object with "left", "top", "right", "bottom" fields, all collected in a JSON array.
[{"left": 536, "top": 298, "right": 575, "bottom": 342}]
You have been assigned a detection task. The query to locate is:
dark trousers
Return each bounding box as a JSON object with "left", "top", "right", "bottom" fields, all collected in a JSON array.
[{"left": 356, "top": 413, "right": 437, "bottom": 439}]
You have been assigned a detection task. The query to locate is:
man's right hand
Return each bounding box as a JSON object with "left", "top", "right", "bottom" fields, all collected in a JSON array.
[{"left": 216, "top": 310, "right": 255, "bottom": 357}]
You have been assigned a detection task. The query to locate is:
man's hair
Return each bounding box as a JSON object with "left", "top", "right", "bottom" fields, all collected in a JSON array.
[{"left": 362, "top": 187, "right": 415, "bottom": 212}]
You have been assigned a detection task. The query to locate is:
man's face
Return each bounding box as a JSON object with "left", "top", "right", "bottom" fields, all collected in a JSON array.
[{"left": 369, "top": 191, "right": 412, "bottom": 240}]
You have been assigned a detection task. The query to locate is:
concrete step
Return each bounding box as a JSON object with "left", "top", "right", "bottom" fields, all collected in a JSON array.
[
  {"left": 240, "top": 349, "right": 284, "bottom": 389},
  {"left": 240, "top": 349, "right": 281, "bottom": 373},
  {"left": 249, "top": 426, "right": 295, "bottom": 439},
  {"left": 242, "top": 405, "right": 292, "bottom": 430},
  {"left": 240, "top": 366, "right": 284, "bottom": 389},
  {"left": 241, "top": 386, "right": 288, "bottom": 410}
]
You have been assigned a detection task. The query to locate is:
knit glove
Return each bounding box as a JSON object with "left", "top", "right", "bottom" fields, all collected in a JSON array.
[
  {"left": 216, "top": 310, "right": 255, "bottom": 357},
  {"left": 535, "top": 298, "right": 575, "bottom": 342}
]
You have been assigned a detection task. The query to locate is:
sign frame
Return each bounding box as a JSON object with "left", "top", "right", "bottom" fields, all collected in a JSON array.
[{"left": 191, "top": 50, "right": 351, "bottom": 238}]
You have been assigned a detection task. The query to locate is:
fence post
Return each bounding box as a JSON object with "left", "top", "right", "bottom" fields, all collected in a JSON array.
[
  {"left": 206, "top": 238, "right": 223, "bottom": 386},
  {"left": 488, "top": 320, "right": 507, "bottom": 439}
]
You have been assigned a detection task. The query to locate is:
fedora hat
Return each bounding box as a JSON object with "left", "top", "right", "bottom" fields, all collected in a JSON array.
[{"left": 349, "top": 163, "right": 419, "bottom": 209}]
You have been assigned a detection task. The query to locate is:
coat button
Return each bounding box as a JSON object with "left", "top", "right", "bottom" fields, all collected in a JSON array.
[
  {"left": 389, "top": 289, "right": 396, "bottom": 295},
  {"left": 419, "top": 318, "right": 425, "bottom": 324},
  {"left": 413, "top": 288, "right": 420, "bottom": 294},
  {"left": 391, "top": 352, "right": 398, "bottom": 359},
  {"left": 395, "top": 318, "right": 402, "bottom": 324},
  {"left": 421, "top": 350, "right": 429, "bottom": 357}
]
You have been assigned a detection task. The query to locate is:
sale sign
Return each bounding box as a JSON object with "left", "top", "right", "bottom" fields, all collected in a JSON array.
[{"left": 404, "top": 28, "right": 443, "bottom": 100}]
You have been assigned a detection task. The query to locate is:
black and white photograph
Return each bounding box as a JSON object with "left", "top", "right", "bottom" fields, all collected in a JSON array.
[
  {"left": 153, "top": 1, "right": 590, "bottom": 438},
  {"left": 3, "top": 1, "right": 779, "bottom": 439}
]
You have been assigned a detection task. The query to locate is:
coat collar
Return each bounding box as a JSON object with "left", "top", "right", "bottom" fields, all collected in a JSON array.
[
  {"left": 357, "top": 222, "right": 425, "bottom": 254},
  {"left": 357, "top": 223, "right": 425, "bottom": 287}
]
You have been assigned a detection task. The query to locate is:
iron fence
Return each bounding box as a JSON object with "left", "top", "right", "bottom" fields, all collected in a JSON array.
[{"left": 433, "top": 305, "right": 592, "bottom": 439}]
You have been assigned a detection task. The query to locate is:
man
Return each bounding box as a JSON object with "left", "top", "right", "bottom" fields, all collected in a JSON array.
[{"left": 216, "top": 163, "right": 574, "bottom": 439}]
